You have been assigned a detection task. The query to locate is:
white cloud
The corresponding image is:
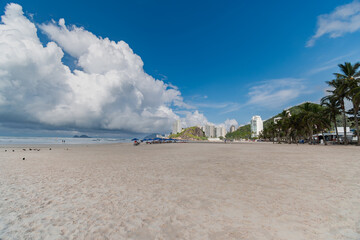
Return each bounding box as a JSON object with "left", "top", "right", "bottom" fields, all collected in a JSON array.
[
  {"left": 307, "top": 1, "right": 360, "bottom": 47},
  {"left": 179, "top": 110, "right": 238, "bottom": 132},
  {"left": 0, "top": 3, "right": 238, "bottom": 135},
  {"left": 247, "top": 78, "right": 305, "bottom": 109},
  {"left": 218, "top": 119, "right": 238, "bottom": 131},
  {"left": 181, "top": 110, "right": 209, "bottom": 127},
  {"left": 0, "top": 3, "right": 184, "bottom": 134},
  {"left": 307, "top": 64, "right": 335, "bottom": 75}
]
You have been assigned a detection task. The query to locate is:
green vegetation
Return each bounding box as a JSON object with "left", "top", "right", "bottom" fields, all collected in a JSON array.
[
  {"left": 261, "top": 102, "right": 330, "bottom": 144},
  {"left": 327, "top": 62, "right": 360, "bottom": 145},
  {"left": 225, "top": 124, "right": 251, "bottom": 140},
  {"left": 260, "top": 62, "right": 360, "bottom": 145},
  {"left": 259, "top": 62, "right": 360, "bottom": 146}
]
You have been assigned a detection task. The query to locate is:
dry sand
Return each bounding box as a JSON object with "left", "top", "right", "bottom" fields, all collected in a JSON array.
[{"left": 0, "top": 142, "right": 360, "bottom": 240}]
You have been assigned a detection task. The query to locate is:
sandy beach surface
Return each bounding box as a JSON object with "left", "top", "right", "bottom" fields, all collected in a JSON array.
[{"left": 0, "top": 142, "right": 360, "bottom": 240}]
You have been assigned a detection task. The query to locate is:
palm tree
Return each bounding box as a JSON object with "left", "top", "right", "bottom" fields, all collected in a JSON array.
[
  {"left": 299, "top": 102, "right": 321, "bottom": 144},
  {"left": 288, "top": 113, "right": 304, "bottom": 144},
  {"left": 317, "top": 108, "right": 332, "bottom": 145},
  {"left": 321, "top": 95, "right": 341, "bottom": 143},
  {"left": 326, "top": 78, "right": 349, "bottom": 144},
  {"left": 335, "top": 62, "right": 360, "bottom": 81},
  {"left": 267, "top": 121, "right": 277, "bottom": 143},
  {"left": 331, "top": 62, "right": 360, "bottom": 144},
  {"left": 348, "top": 86, "right": 360, "bottom": 145}
]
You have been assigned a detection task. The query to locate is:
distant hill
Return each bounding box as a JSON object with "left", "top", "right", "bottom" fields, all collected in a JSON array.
[
  {"left": 169, "top": 126, "right": 207, "bottom": 141},
  {"left": 225, "top": 124, "right": 251, "bottom": 140},
  {"left": 225, "top": 102, "right": 327, "bottom": 140},
  {"left": 262, "top": 102, "right": 316, "bottom": 128},
  {"left": 73, "top": 135, "right": 91, "bottom": 138},
  {"left": 267, "top": 102, "right": 351, "bottom": 128}
]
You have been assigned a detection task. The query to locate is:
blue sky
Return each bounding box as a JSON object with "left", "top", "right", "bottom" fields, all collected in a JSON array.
[{"left": 1, "top": 0, "right": 360, "bottom": 136}]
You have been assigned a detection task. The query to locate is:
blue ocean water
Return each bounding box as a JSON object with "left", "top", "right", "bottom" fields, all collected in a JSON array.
[{"left": 0, "top": 137, "right": 130, "bottom": 145}]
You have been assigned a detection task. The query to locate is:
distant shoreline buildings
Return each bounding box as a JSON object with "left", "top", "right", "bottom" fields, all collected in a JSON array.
[
  {"left": 172, "top": 116, "right": 264, "bottom": 139},
  {"left": 172, "top": 120, "right": 182, "bottom": 134},
  {"left": 172, "top": 120, "right": 227, "bottom": 138},
  {"left": 202, "top": 125, "right": 226, "bottom": 138},
  {"left": 251, "top": 115, "right": 263, "bottom": 138}
]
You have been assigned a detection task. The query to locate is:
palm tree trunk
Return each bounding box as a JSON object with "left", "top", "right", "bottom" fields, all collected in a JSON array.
[
  {"left": 277, "top": 132, "right": 281, "bottom": 144},
  {"left": 354, "top": 105, "right": 360, "bottom": 146},
  {"left": 287, "top": 130, "right": 291, "bottom": 144},
  {"left": 341, "top": 101, "right": 348, "bottom": 145},
  {"left": 334, "top": 116, "right": 339, "bottom": 143},
  {"left": 308, "top": 123, "right": 313, "bottom": 144},
  {"left": 321, "top": 131, "right": 328, "bottom": 145}
]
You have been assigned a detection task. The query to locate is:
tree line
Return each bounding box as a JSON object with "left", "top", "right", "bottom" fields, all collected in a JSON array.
[{"left": 261, "top": 62, "right": 360, "bottom": 145}]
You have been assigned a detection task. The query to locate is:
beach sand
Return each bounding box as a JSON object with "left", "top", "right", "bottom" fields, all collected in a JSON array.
[{"left": 0, "top": 142, "right": 360, "bottom": 239}]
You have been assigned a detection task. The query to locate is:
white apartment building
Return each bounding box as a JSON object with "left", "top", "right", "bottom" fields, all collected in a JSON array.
[
  {"left": 215, "top": 126, "right": 227, "bottom": 138},
  {"left": 205, "top": 125, "right": 216, "bottom": 138},
  {"left": 172, "top": 120, "right": 182, "bottom": 134},
  {"left": 230, "top": 125, "right": 236, "bottom": 133},
  {"left": 222, "top": 127, "right": 227, "bottom": 137},
  {"left": 251, "top": 115, "right": 263, "bottom": 138},
  {"left": 215, "top": 127, "right": 222, "bottom": 138}
]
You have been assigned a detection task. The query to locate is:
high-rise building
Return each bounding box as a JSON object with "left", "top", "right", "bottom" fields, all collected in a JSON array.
[
  {"left": 251, "top": 116, "right": 263, "bottom": 138},
  {"left": 222, "top": 127, "right": 227, "bottom": 137},
  {"left": 205, "top": 125, "right": 215, "bottom": 138},
  {"left": 172, "top": 120, "right": 182, "bottom": 134},
  {"left": 215, "top": 126, "right": 227, "bottom": 138},
  {"left": 230, "top": 125, "right": 236, "bottom": 133},
  {"left": 216, "top": 127, "right": 222, "bottom": 138}
]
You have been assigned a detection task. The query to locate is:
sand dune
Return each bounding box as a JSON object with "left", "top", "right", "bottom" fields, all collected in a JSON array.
[{"left": 1, "top": 143, "right": 360, "bottom": 239}]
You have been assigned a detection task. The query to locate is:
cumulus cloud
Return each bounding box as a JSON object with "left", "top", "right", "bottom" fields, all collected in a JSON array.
[
  {"left": 247, "top": 78, "right": 305, "bottom": 109},
  {"left": 220, "top": 119, "right": 238, "bottom": 131},
  {"left": 0, "top": 3, "right": 237, "bottom": 134},
  {"left": 181, "top": 110, "right": 209, "bottom": 127},
  {"left": 307, "top": 1, "right": 360, "bottom": 47},
  {"left": 179, "top": 110, "right": 237, "bottom": 132},
  {"left": 0, "top": 3, "right": 189, "bottom": 133}
]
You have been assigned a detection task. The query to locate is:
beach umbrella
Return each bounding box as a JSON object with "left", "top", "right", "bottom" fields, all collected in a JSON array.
[{"left": 131, "top": 138, "right": 139, "bottom": 141}]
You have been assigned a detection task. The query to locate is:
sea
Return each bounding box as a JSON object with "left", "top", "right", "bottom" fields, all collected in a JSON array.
[{"left": 0, "top": 136, "right": 130, "bottom": 145}]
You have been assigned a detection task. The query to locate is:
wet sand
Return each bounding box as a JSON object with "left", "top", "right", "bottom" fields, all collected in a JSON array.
[{"left": 0, "top": 142, "right": 360, "bottom": 240}]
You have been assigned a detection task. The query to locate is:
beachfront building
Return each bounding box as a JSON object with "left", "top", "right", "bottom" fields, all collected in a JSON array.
[
  {"left": 222, "top": 127, "right": 227, "bottom": 137},
  {"left": 215, "top": 126, "right": 227, "bottom": 138},
  {"left": 205, "top": 125, "right": 216, "bottom": 138},
  {"left": 172, "top": 120, "right": 182, "bottom": 134},
  {"left": 274, "top": 110, "right": 291, "bottom": 123},
  {"left": 313, "top": 127, "right": 353, "bottom": 143},
  {"left": 273, "top": 117, "right": 282, "bottom": 123},
  {"left": 230, "top": 125, "right": 236, "bottom": 133},
  {"left": 251, "top": 115, "right": 263, "bottom": 138}
]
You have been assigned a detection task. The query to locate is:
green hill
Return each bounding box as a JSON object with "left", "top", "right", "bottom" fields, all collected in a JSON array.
[
  {"left": 169, "top": 126, "right": 207, "bottom": 141},
  {"left": 226, "top": 102, "right": 332, "bottom": 140},
  {"left": 263, "top": 101, "right": 350, "bottom": 128},
  {"left": 226, "top": 101, "right": 353, "bottom": 140},
  {"left": 225, "top": 124, "right": 251, "bottom": 140}
]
